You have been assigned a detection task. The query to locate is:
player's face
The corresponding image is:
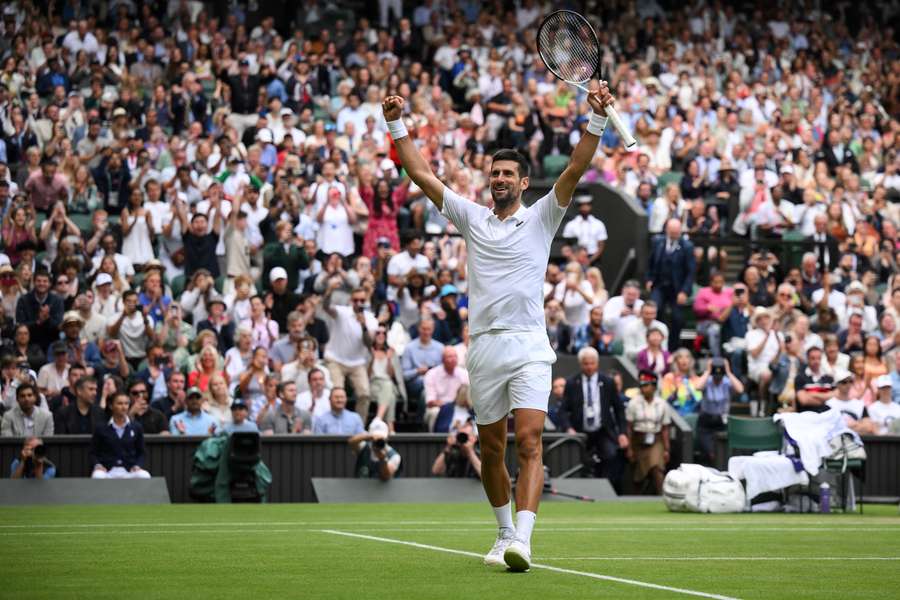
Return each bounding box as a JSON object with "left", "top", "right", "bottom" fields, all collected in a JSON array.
[{"left": 489, "top": 160, "right": 527, "bottom": 208}]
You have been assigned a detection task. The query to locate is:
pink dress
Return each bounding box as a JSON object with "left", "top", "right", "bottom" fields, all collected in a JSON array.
[{"left": 362, "top": 184, "right": 407, "bottom": 258}]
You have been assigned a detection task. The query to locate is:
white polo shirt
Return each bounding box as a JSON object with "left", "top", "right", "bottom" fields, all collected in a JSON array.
[
  {"left": 322, "top": 305, "right": 378, "bottom": 367},
  {"left": 441, "top": 185, "right": 566, "bottom": 336},
  {"left": 562, "top": 214, "right": 608, "bottom": 254}
]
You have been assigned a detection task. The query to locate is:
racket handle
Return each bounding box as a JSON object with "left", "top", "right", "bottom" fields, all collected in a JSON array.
[{"left": 605, "top": 105, "right": 637, "bottom": 151}]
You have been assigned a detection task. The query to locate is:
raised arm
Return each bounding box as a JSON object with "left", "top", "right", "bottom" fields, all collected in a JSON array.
[
  {"left": 382, "top": 96, "right": 444, "bottom": 209},
  {"left": 555, "top": 81, "right": 614, "bottom": 207}
]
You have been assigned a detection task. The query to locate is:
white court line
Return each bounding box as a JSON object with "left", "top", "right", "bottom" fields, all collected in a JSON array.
[
  {"left": 321, "top": 529, "right": 740, "bottom": 600},
  {"left": 2, "top": 523, "right": 896, "bottom": 533},
  {"left": 539, "top": 557, "right": 900, "bottom": 561},
  {"left": 0, "top": 528, "right": 295, "bottom": 537}
]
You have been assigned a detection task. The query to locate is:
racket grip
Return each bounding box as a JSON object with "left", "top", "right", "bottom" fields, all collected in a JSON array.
[{"left": 605, "top": 105, "right": 637, "bottom": 150}]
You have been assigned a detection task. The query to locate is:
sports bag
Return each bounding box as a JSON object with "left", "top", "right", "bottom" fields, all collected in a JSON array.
[{"left": 663, "top": 463, "right": 746, "bottom": 513}]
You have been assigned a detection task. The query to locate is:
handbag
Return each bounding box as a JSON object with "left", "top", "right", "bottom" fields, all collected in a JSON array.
[{"left": 826, "top": 433, "right": 866, "bottom": 472}]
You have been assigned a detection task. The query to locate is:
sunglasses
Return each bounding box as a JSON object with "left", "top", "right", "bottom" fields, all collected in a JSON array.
[{"left": 130, "top": 390, "right": 148, "bottom": 397}]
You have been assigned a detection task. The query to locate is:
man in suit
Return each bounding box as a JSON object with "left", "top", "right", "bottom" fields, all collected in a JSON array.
[
  {"left": 559, "top": 347, "right": 629, "bottom": 493},
  {"left": 807, "top": 213, "right": 840, "bottom": 272},
  {"left": 90, "top": 392, "right": 150, "bottom": 479},
  {"left": 1, "top": 383, "right": 53, "bottom": 437},
  {"left": 54, "top": 376, "right": 106, "bottom": 435},
  {"left": 646, "top": 218, "right": 696, "bottom": 351},
  {"left": 817, "top": 128, "right": 859, "bottom": 175},
  {"left": 15, "top": 269, "right": 64, "bottom": 354},
  {"left": 227, "top": 59, "right": 261, "bottom": 136}
]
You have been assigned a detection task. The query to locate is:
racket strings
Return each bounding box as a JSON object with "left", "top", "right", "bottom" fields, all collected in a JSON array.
[{"left": 538, "top": 11, "right": 599, "bottom": 84}]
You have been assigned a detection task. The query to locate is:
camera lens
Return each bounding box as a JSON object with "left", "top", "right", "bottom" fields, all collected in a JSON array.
[
  {"left": 456, "top": 431, "right": 469, "bottom": 445},
  {"left": 373, "top": 438, "right": 386, "bottom": 450},
  {"left": 32, "top": 444, "right": 45, "bottom": 458}
]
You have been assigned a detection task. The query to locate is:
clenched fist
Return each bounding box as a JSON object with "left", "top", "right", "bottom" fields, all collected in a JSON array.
[
  {"left": 382, "top": 96, "right": 404, "bottom": 121},
  {"left": 586, "top": 80, "right": 614, "bottom": 116}
]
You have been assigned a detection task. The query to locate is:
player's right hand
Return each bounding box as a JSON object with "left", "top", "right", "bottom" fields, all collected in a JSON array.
[{"left": 382, "top": 96, "right": 404, "bottom": 121}]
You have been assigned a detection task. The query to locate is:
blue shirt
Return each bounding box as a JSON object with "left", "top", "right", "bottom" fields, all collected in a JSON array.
[
  {"left": 224, "top": 420, "right": 260, "bottom": 434},
  {"left": 701, "top": 378, "right": 732, "bottom": 416},
  {"left": 312, "top": 409, "right": 364, "bottom": 435},
  {"left": 891, "top": 371, "right": 900, "bottom": 405},
  {"left": 401, "top": 338, "right": 445, "bottom": 380},
  {"left": 169, "top": 410, "right": 219, "bottom": 435},
  {"left": 10, "top": 458, "right": 56, "bottom": 479}
]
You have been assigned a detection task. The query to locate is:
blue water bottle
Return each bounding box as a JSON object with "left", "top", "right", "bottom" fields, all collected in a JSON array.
[{"left": 819, "top": 482, "right": 831, "bottom": 514}]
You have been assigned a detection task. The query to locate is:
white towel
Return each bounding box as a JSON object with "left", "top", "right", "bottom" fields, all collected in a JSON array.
[
  {"left": 774, "top": 409, "right": 860, "bottom": 476},
  {"left": 728, "top": 452, "right": 809, "bottom": 502}
]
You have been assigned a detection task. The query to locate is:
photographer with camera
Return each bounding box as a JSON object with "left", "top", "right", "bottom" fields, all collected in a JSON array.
[
  {"left": 348, "top": 418, "right": 401, "bottom": 481},
  {"left": 694, "top": 358, "right": 744, "bottom": 465},
  {"left": 432, "top": 419, "right": 481, "bottom": 479},
  {"left": 10, "top": 437, "right": 56, "bottom": 479}
]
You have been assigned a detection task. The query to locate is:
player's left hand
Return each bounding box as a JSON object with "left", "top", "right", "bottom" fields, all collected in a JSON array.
[{"left": 587, "top": 80, "right": 613, "bottom": 116}]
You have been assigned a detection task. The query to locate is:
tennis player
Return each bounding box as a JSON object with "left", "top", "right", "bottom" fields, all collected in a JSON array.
[{"left": 382, "top": 81, "right": 614, "bottom": 572}]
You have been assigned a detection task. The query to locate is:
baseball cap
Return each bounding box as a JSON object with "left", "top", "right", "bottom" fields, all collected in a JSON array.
[
  {"left": 62, "top": 311, "right": 84, "bottom": 327},
  {"left": 95, "top": 272, "right": 113, "bottom": 286},
  {"left": 257, "top": 128, "right": 273, "bottom": 144},
  {"left": 187, "top": 386, "right": 204, "bottom": 398},
  {"left": 376, "top": 236, "right": 392, "bottom": 248},
  {"left": 833, "top": 368, "right": 853, "bottom": 383},
  {"left": 575, "top": 195, "right": 592, "bottom": 205},
  {"left": 439, "top": 284, "right": 460, "bottom": 297},
  {"left": 231, "top": 399, "right": 249, "bottom": 410},
  {"left": 51, "top": 341, "right": 68, "bottom": 355},
  {"left": 280, "top": 108, "right": 294, "bottom": 118},
  {"left": 638, "top": 370, "right": 658, "bottom": 386},
  {"left": 238, "top": 58, "right": 250, "bottom": 67},
  {"left": 269, "top": 267, "right": 288, "bottom": 282},
  {"left": 875, "top": 375, "right": 892, "bottom": 389},
  {"left": 368, "top": 418, "right": 389, "bottom": 440}
]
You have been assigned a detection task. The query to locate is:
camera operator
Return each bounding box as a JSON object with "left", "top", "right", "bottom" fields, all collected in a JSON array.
[
  {"left": 10, "top": 436, "right": 56, "bottom": 479},
  {"left": 348, "top": 418, "right": 401, "bottom": 481},
  {"left": 694, "top": 358, "right": 744, "bottom": 465},
  {"left": 432, "top": 419, "right": 481, "bottom": 478}
]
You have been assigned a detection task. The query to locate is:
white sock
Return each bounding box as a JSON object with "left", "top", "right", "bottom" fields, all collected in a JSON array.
[
  {"left": 516, "top": 510, "right": 536, "bottom": 545},
  {"left": 492, "top": 502, "right": 515, "bottom": 531}
]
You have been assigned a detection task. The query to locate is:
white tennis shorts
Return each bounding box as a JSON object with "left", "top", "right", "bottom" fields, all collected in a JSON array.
[{"left": 466, "top": 330, "right": 556, "bottom": 425}]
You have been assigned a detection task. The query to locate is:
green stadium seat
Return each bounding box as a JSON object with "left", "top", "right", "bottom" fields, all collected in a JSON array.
[
  {"left": 214, "top": 275, "right": 225, "bottom": 294},
  {"left": 609, "top": 339, "right": 624, "bottom": 356},
  {"left": 543, "top": 155, "right": 569, "bottom": 178},
  {"left": 727, "top": 417, "right": 782, "bottom": 456},
  {"left": 657, "top": 171, "right": 683, "bottom": 190},
  {"left": 170, "top": 274, "right": 186, "bottom": 298},
  {"left": 70, "top": 213, "right": 93, "bottom": 234}
]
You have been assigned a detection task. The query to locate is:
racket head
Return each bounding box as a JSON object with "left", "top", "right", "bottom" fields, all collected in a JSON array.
[{"left": 536, "top": 10, "right": 602, "bottom": 86}]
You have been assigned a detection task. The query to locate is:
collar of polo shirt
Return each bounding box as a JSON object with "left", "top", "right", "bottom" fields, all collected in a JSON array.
[{"left": 487, "top": 204, "right": 527, "bottom": 224}]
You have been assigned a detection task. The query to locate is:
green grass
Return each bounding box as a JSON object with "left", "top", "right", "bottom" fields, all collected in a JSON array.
[{"left": 3, "top": 502, "right": 900, "bottom": 599}]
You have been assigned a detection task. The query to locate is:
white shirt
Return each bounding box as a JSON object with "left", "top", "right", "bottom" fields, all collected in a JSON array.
[
  {"left": 602, "top": 295, "right": 645, "bottom": 339},
  {"left": 811, "top": 289, "right": 846, "bottom": 313},
  {"left": 562, "top": 214, "right": 608, "bottom": 254},
  {"left": 826, "top": 397, "right": 865, "bottom": 421},
  {"left": 746, "top": 328, "right": 782, "bottom": 373},
  {"left": 867, "top": 401, "right": 900, "bottom": 435},
  {"left": 440, "top": 185, "right": 567, "bottom": 336},
  {"left": 386, "top": 250, "right": 431, "bottom": 300},
  {"left": 623, "top": 318, "right": 670, "bottom": 359},
  {"left": 323, "top": 305, "right": 378, "bottom": 367},
  {"left": 297, "top": 387, "right": 332, "bottom": 417},
  {"left": 316, "top": 204, "right": 355, "bottom": 256}
]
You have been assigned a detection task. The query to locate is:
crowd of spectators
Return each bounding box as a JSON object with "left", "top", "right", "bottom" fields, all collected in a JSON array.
[{"left": 0, "top": 0, "right": 898, "bottom": 488}]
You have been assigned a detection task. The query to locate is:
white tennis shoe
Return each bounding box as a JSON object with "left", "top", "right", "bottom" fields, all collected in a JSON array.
[
  {"left": 483, "top": 527, "right": 516, "bottom": 566},
  {"left": 503, "top": 538, "right": 531, "bottom": 572}
]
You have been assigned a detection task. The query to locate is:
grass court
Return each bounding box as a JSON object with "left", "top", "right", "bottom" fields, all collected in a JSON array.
[{"left": 3, "top": 501, "right": 899, "bottom": 599}]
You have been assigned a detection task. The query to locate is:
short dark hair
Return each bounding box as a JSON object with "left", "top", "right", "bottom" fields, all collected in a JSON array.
[
  {"left": 491, "top": 149, "right": 530, "bottom": 178},
  {"left": 75, "top": 376, "right": 96, "bottom": 390},
  {"left": 16, "top": 382, "right": 37, "bottom": 399}
]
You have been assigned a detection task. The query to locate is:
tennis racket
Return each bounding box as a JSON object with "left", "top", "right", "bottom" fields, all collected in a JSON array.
[{"left": 537, "top": 9, "right": 637, "bottom": 150}]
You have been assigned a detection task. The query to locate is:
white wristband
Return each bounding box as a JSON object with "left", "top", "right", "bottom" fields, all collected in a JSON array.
[
  {"left": 586, "top": 112, "right": 608, "bottom": 137},
  {"left": 387, "top": 118, "right": 408, "bottom": 140}
]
